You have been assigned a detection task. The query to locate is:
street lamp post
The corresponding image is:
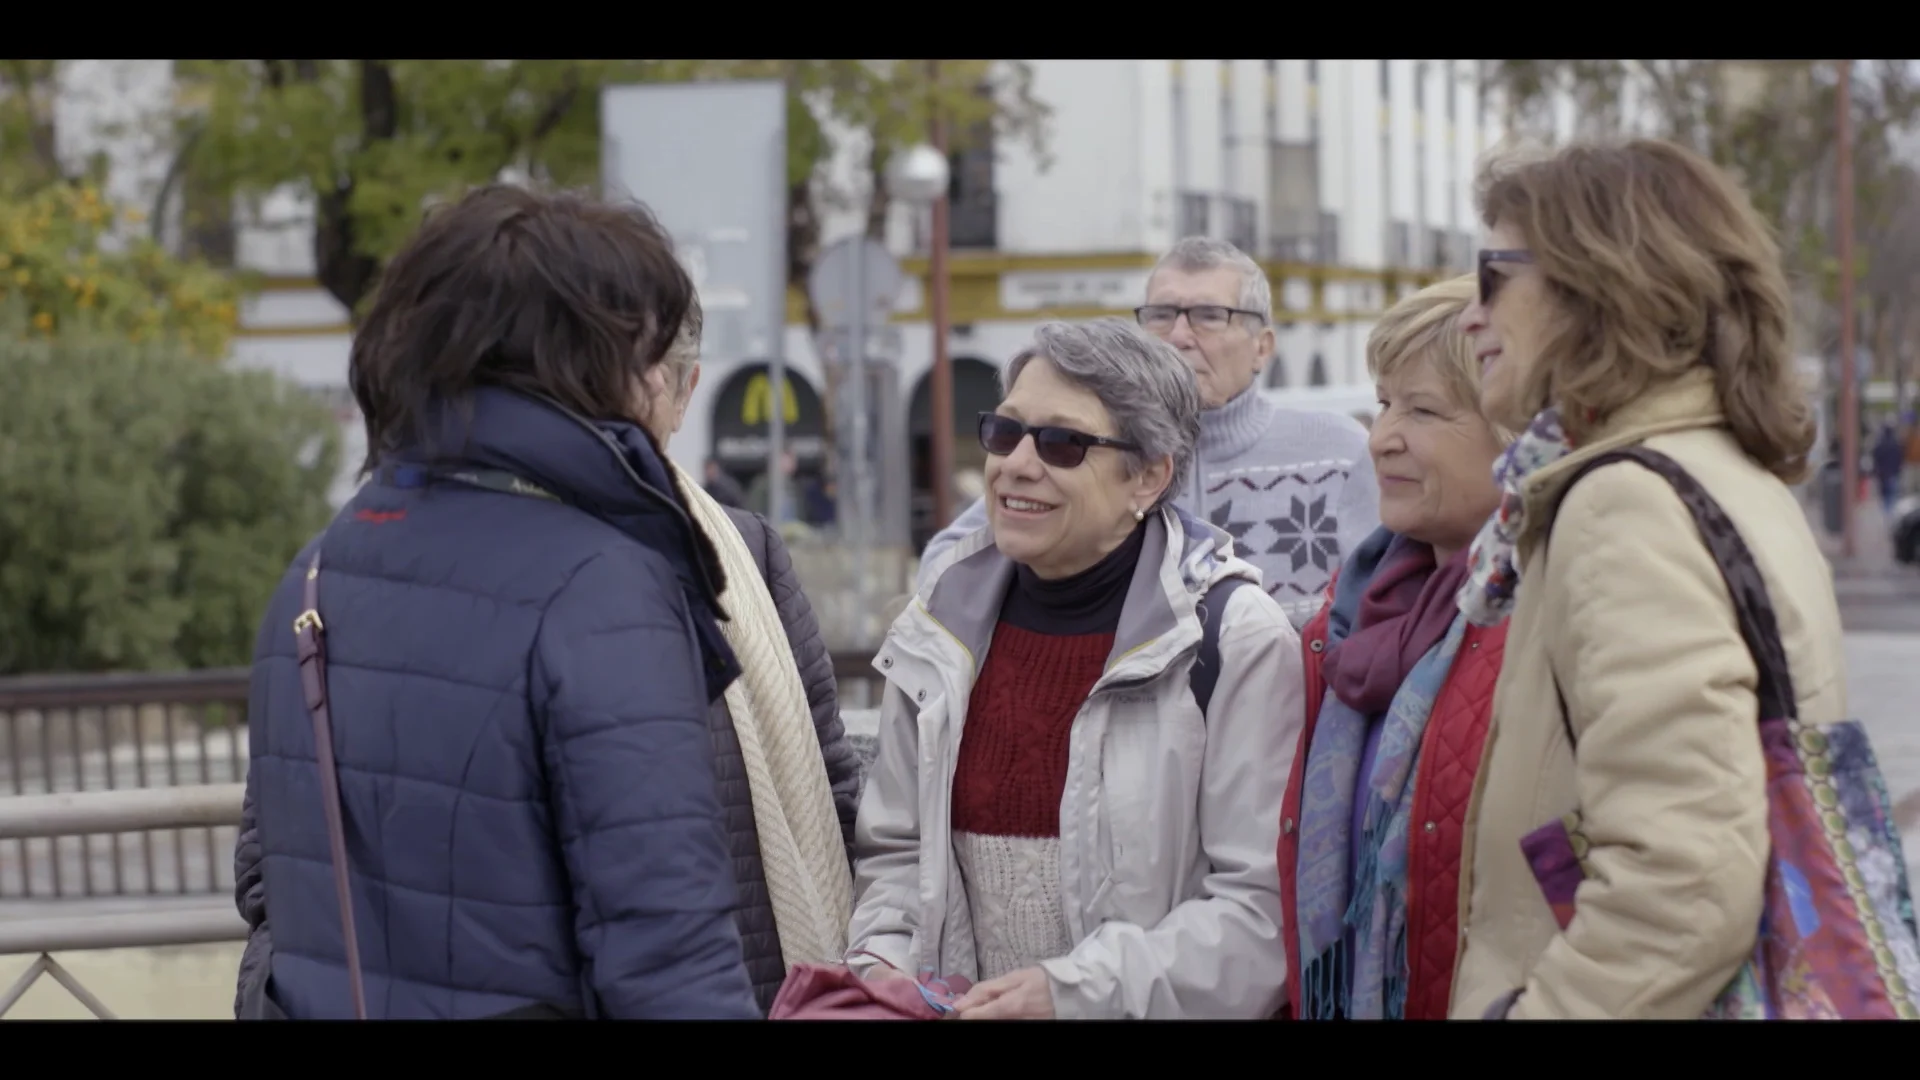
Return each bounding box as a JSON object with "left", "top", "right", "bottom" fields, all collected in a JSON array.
[
  {"left": 887, "top": 121, "right": 954, "bottom": 534},
  {"left": 1838, "top": 58, "right": 1858, "bottom": 560},
  {"left": 927, "top": 61, "right": 955, "bottom": 534}
]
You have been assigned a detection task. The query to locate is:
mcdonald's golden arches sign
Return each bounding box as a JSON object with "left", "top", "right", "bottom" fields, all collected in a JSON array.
[{"left": 710, "top": 363, "right": 827, "bottom": 469}]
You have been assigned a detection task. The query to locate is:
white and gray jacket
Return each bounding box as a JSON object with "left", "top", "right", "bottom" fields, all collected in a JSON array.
[{"left": 848, "top": 507, "right": 1303, "bottom": 1018}]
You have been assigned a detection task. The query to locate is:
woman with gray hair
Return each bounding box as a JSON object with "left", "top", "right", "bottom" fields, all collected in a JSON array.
[{"left": 849, "top": 318, "right": 1303, "bottom": 1019}]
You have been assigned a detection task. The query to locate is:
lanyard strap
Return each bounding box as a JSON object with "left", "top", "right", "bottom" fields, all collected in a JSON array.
[{"left": 384, "top": 463, "right": 562, "bottom": 504}]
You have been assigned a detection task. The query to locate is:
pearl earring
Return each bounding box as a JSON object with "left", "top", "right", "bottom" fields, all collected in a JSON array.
[{"left": 1132, "top": 507, "right": 1145, "bottom": 522}]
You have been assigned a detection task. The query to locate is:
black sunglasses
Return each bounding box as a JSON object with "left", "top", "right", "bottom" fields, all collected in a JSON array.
[
  {"left": 978, "top": 412, "right": 1141, "bottom": 469},
  {"left": 1478, "top": 248, "right": 1535, "bottom": 306}
]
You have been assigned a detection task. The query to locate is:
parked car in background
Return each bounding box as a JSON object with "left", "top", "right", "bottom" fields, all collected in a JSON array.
[{"left": 1894, "top": 493, "right": 1920, "bottom": 566}]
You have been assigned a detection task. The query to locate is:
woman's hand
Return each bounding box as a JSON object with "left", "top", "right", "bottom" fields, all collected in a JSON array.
[{"left": 954, "top": 967, "right": 1055, "bottom": 1020}]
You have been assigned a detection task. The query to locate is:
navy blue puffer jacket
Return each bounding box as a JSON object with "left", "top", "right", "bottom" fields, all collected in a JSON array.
[{"left": 243, "top": 387, "right": 760, "bottom": 1019}]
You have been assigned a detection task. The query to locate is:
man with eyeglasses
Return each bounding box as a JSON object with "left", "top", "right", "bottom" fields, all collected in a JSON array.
[{"left": 919, "top": 236, "right": 1378, "bottom": 628}]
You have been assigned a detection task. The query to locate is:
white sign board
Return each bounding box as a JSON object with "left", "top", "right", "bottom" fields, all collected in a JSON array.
[
  {"left": 999, "top": 270, "right": 1151, "bottom": 313},
  {"left": 600, "top": 79, "right": 788, "bottom": 480}
]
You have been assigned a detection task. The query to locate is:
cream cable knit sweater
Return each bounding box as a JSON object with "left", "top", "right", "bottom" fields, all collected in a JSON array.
[{"left": 672, "top": 461, "right": 853, "bottom": 968}]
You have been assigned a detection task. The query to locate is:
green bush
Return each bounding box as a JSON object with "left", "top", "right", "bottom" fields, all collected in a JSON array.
[{"left": 0, "top": 330, "right": 340, "bottom": 674}]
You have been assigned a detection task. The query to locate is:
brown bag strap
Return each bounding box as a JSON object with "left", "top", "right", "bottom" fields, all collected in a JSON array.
[{"left": 293, "top": 550, "right": 369, "bottom": 1020}]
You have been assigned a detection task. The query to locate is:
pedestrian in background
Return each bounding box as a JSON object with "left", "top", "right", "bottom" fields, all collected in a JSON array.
[
  {"left": 1871, "top": 423, "right": 1904, "bottom": 514},
  {"left": 704, "top": 457, "right": 748, "bottom": 509},
  {"left": 1451, "top": 138, "right": 1845, "bottom": 1019},
  {"left": 234, "top": 185, "right": 760, "bottom": 1019}
]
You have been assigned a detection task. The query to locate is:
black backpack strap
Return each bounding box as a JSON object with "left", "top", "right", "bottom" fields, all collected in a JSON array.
[{"left": 1188, "top": 577, "right": 1255, "bottom": 719}]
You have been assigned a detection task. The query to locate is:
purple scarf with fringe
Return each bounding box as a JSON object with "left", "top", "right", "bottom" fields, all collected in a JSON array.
[{"left": 1295, "top": 529, "right": 1472, "bottom": 1019}]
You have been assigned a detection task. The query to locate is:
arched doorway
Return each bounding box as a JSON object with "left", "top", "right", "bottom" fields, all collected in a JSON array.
[
  {"left": 1265, "top": 352, "right": 1288, "bottom": 389},
  {"left": 908, "top": 356, "right": 1001, "bottom": 547},
  {"left": 708, "top": 362, "right": 831, "bottom": 524},
  {"left": 1308, "top": 353, "right": 1328, "bottom": 387}
]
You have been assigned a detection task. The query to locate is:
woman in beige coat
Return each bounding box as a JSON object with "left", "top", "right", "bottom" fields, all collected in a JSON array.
[{"left": 1447, "top": 138, "right": 1847, "bottom": 1019}]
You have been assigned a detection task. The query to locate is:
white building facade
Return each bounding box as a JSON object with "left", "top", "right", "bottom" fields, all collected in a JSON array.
[{"left": 49, "top": 59, "right": 1566, "bottom": 535}]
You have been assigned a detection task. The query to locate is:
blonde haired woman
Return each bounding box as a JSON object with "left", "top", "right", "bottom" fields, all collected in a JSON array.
[
  {"left": 1278, "top": 275, "right": 1512, "bottom": 1020},
  {"left": 1451, "top": 138, "right": 1852, "bottom": 1019},
  {"left": 639, "top": 301, "right": 862, "bottom": 1014}
]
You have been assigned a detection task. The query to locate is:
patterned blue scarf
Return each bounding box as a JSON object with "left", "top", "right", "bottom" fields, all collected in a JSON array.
[
  {"left": 1459, "top": 406, "right": 1574, "bottom": 627},
  {"left": 1296, "top": 607, "right": 1469, "bottom": 1020}
]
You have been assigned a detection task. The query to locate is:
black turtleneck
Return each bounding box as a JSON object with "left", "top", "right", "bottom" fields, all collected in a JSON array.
[{"left": 999, "top": 522, "right": 1147, "bottom": 636}]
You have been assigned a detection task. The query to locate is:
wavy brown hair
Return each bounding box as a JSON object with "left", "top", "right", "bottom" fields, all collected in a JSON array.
[
  {"left": 348, "top": 184, "right": 696, "bottom": 475},
  {"left": 1477, "top": 138, "right": 1814, "bottom": 482}
]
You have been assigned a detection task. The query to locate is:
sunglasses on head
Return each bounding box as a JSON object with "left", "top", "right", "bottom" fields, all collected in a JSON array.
[
  {"left": 977, "top": 412, "right": 1141, "bottom": 469},
  {"left": 1478, "top": 249, "right": 1535, "bottom": 306}
]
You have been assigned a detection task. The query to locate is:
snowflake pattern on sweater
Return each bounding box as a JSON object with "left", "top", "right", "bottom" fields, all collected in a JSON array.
[{"left": 1199, "top": 457, "right": 1368, "bottom": 625}]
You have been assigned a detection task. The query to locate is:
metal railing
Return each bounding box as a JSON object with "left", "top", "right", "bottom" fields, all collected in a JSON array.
[
  {"left": 0, "top": 656, "right": 886, "bottom": 901},
  {"left": 0, "top": 784, "right": 247, "bottom": 1019},
  {"left": 830, "top": 652, "right": 883, "bottom": 707},
  {"left": 0, "top": 669, "right": 249, "bottom": 901}
]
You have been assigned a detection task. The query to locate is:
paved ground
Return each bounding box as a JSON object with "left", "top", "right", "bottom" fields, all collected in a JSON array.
[
  {"left": 1820, "top": 495, "right": 1920, "bottom": 634},
  {"left": 0, "top": 939, "right": 243, "bottom": 1020},
  {"left": 0, "top": 892, "right": 244, "bottom": 1019}
]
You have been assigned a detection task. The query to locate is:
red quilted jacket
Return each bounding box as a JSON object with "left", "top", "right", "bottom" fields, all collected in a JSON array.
[{"left": 1275, "top": 571, "right": 1508, "bottom": 1020}]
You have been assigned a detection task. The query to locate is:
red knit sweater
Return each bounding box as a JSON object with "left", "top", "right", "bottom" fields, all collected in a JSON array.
[{"left": 951, "top": 623, "right": 1113, "bottom": 838}]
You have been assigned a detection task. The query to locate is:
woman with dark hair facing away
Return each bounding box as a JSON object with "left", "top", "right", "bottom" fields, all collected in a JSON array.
[{"left": 231, "top": 185, "right": 761, "bottom": 1019}]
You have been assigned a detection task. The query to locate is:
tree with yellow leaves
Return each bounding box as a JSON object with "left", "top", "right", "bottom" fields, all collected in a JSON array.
[{"left": 0, "top": 181, "right": 244, "bottom": 358}]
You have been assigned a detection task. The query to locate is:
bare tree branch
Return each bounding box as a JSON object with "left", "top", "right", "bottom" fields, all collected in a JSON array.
[
  {"left": 526, "top": 71, "right": 581, "bottom": 146},
  {"left": 1, "top": 59, "right": 66, "bottom": 185},
  {"left": 312, "top": 61, "right": 392, "bottom": 314}
]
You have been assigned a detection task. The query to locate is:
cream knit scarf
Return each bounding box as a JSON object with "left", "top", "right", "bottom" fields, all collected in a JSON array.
[{"left": 669, "top": 460, "right": 853, "bottom": 968}]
